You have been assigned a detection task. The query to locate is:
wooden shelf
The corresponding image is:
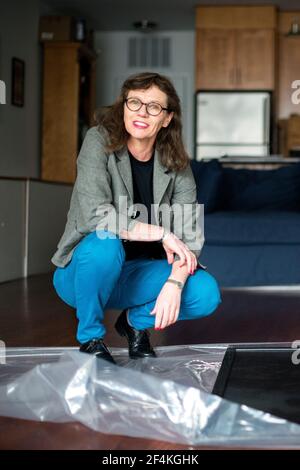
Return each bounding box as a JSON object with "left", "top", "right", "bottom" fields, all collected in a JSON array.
[{"left": 41, "top": 41, "right": 97, "bottom": 184}]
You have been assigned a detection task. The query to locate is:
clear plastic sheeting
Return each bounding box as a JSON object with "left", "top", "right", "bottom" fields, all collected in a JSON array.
[{"left": 0, "top": 344, "right": 300, "bottom": 448}]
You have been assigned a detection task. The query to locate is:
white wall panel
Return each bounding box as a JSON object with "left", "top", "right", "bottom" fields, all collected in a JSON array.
[
  {"left": 0, "top": 180, "right": 25, "bottom": 282},
  {"left": 27, "top": 181, "right": 72, "bottom": 276}
]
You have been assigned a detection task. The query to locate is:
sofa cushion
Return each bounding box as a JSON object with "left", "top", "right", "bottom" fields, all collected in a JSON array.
[
  {"left": 221, "top": 163, "right": 300, "bottom": 211},
  {"left": 205, "top": 211, "right": 300, "bottom": 245},
  {"left": 200, "top": 244, "right": 300, "bottom": 286},
  {"left": 190, "top": 159, "right": 223, "bottom": 213}
]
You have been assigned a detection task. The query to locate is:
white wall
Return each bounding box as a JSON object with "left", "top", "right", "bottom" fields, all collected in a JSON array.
[
  {"left": 94, "top": 31, "right": 195, "bottom": 156},
  {"left": 0, "top": 179, "right": 25, "bottom": 282},
  {"left": 0, "top": 0, "right": 41, "bottom": 178},
  {"left": 27, "top": 181, "right": 72, "bottom": 276},
  {"left": 0, "top": 178, "right": 72, "bottom": 282}
]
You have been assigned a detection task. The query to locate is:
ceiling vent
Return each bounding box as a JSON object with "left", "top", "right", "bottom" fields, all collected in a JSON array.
[{"left": 128, "top": 36, "right": 171, "bottom": 68}]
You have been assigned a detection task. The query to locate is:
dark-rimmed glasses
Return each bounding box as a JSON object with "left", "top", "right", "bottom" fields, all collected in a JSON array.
[{"left": 125, "top": 97, "right": 169, "bottom": 116}]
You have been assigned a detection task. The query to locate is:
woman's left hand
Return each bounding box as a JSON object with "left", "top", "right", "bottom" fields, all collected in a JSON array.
[{"left": 150, "top": 282, "right": 182, "bottom": 329}]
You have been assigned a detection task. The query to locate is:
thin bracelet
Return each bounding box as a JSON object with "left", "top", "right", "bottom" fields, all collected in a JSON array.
[
  {"left": 166, "top": 278, "right": 184, "bottom": 289},
  {"left": 161, "top": 227, "right": 171, "bottom": 242}
]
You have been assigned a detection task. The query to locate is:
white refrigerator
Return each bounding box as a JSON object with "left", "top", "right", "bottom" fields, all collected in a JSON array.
[{"left": 195, "top": 91, "right": 271, "bottom": 160}]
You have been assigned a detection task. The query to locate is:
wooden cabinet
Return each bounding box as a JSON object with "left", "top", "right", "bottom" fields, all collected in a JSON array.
[
  {"left": 277, "top": 12, "right": 300, "bottom": 119},
  {"left": 195, "top": 6, "right": 276, "bottom": 91},
  {"left": 41, "top": 42, "right": 97, "bottom": 183},
  {"left": 196, "top": 30, "right": 235, "bottom": 90},
  {"left": 278, "top": 36, "right": 300, "bottom": 119},
  {"left": 236, "top": 30, "right": 275, "bottom": 89},
  {"left": 278, "top": 116, "right": 300, "bottom": 157},
  {"left": 196, "top": 29, "right": 275, "bottom": 90},
  {"left": 196, "top": 5, "right": 277, "bottom": 30}
]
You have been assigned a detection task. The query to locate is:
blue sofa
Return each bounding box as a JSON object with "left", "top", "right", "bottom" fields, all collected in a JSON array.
[{"left": 190, "top": 160, "right": 300, "bottom": 287}]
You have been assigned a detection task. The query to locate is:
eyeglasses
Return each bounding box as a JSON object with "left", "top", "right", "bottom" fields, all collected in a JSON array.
[{"left": 125, "top": 97, "right": 169, "bottom": 116}]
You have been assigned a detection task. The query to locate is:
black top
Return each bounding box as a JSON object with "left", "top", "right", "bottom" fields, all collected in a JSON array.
[{"left": 122, "top": 149, "right": 165, "bottom": 261}]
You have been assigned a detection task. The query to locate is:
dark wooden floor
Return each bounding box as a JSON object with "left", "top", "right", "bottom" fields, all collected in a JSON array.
[{"left": 0, "top": 273, "right": 300, "bottom": 449}]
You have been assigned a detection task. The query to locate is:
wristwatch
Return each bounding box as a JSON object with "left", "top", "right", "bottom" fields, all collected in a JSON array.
[{"left": 166, "top": 278, "right": 184, "bottom": 289}]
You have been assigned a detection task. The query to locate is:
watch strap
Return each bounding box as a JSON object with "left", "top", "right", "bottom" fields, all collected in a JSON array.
[{"left": 166, "top": 278, "right": 184, "bottom": 289}]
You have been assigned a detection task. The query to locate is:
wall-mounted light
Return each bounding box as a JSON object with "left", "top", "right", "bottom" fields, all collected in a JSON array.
[{"left": 133, "top": 20, "right": 157, "bottom": 33}]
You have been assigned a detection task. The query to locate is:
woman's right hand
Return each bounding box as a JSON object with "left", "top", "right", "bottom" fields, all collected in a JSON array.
[{"left": 162, "top": 233, "right": 197, "bottom": 273}]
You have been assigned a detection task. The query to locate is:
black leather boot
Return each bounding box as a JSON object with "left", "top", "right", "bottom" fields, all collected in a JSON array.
[
  {"left": 79, "top": 338, "right": 116, "bottom": 364},
  {"left": 115, "top": 309, "right": 156, "bottom": 359}
]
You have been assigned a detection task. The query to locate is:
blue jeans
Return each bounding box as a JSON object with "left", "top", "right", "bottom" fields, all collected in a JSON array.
[{"left": 53, "top": 231, "right": 221, "bottom": 344}]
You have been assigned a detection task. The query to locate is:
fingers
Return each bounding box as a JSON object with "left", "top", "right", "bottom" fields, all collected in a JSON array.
[
  {"left": 155, "top": 304, "right": 179, "bottom": 329},
  {"left": 169, "top": 305, "right": 179, "bottom": 325},
  {"left": 178, "top": 248, "right": 193, "bottom": 274},
  {"left": 179, "top": 253, "right": 186, "bottom": 267},
  {"left": 171, "top": 245, "right": 185, "bottom": 266},
  {"left": 154, "top": 306, "right": 164, "bottom": 329},
  {"left": 185, "top": 248, "right": 192, "bottom": 273},
  {"left": 159, "top": 306, "right": 167, "bottom": 330},
  {"left": 189, "top": 252, "right": 197, "bottom": 274},
  {"left": 189, "top": 251, "right": 197, "bottom": 274},
  {"left": 163, "top": 233, "right": 198, "bottom": 273},
  {"left": 161, "top": 305, "right": 172, "bottom": 330},
  {"left": 182, "top": 249, "right": 198, "bottom": 274},
  {"left": 163, "top": 235, "right": 187, "bottom": 266},
  {"left": 164, "top": 246, "right": 186, "bottom": 266},
  {"left": 166, "top": 252, "right": 174, "bottom": 264},
  {"left": 193, "top": 253, "right": 198, "bottom": 271},
  {"left": 168, "top": 237, "right": 197, "bottom": 273},
  {"left": 155, "top": 303, "right": 169, "bottom": 329},
  {"left": 150, "top": 304, "right": 157, "bottom": 315}
]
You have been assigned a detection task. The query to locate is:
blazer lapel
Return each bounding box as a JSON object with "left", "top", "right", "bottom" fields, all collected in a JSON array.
[
  {"left": 115, "top": 147, "right": 134, "bottom": 203},
  {"left": 153, "top": 148, "right": 171, "bottom": 206}
]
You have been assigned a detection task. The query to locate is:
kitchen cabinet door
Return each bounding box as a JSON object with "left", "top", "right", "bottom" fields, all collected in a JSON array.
[
  {"left": 236, "top": 29, "right": 275, "bottom": 90},
  {"left": 196, "top": 29, "right": 236, "bottom": 90},
  {"left": 278, "top": 35, "right": 300, "bottom": 119},
  {"left": 196, "top": 28, "right": 275, "bottom": 91}
]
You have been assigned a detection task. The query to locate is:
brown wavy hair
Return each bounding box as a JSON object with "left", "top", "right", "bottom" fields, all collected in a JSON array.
[{"left": 95, "top": 72, "right": 190, "bottom": 172}]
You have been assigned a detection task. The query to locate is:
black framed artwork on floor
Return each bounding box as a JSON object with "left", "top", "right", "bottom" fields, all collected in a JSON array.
[{"left": 213, "top": 345, "right": 300, "bottom": 425}]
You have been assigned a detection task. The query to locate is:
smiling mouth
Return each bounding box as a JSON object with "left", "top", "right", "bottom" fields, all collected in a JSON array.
[{"left": 133, "top": 121, "right": 149, "bottom": 129}]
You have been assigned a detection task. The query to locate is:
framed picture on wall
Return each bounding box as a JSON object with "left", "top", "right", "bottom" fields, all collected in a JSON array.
[{"left": 11, "top": 57, "right": 25, "bottom": 107}]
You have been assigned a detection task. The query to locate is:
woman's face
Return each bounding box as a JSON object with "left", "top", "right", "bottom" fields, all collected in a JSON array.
[{"left": 123, "top": 85, "right": 174, "bottom": 143}]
